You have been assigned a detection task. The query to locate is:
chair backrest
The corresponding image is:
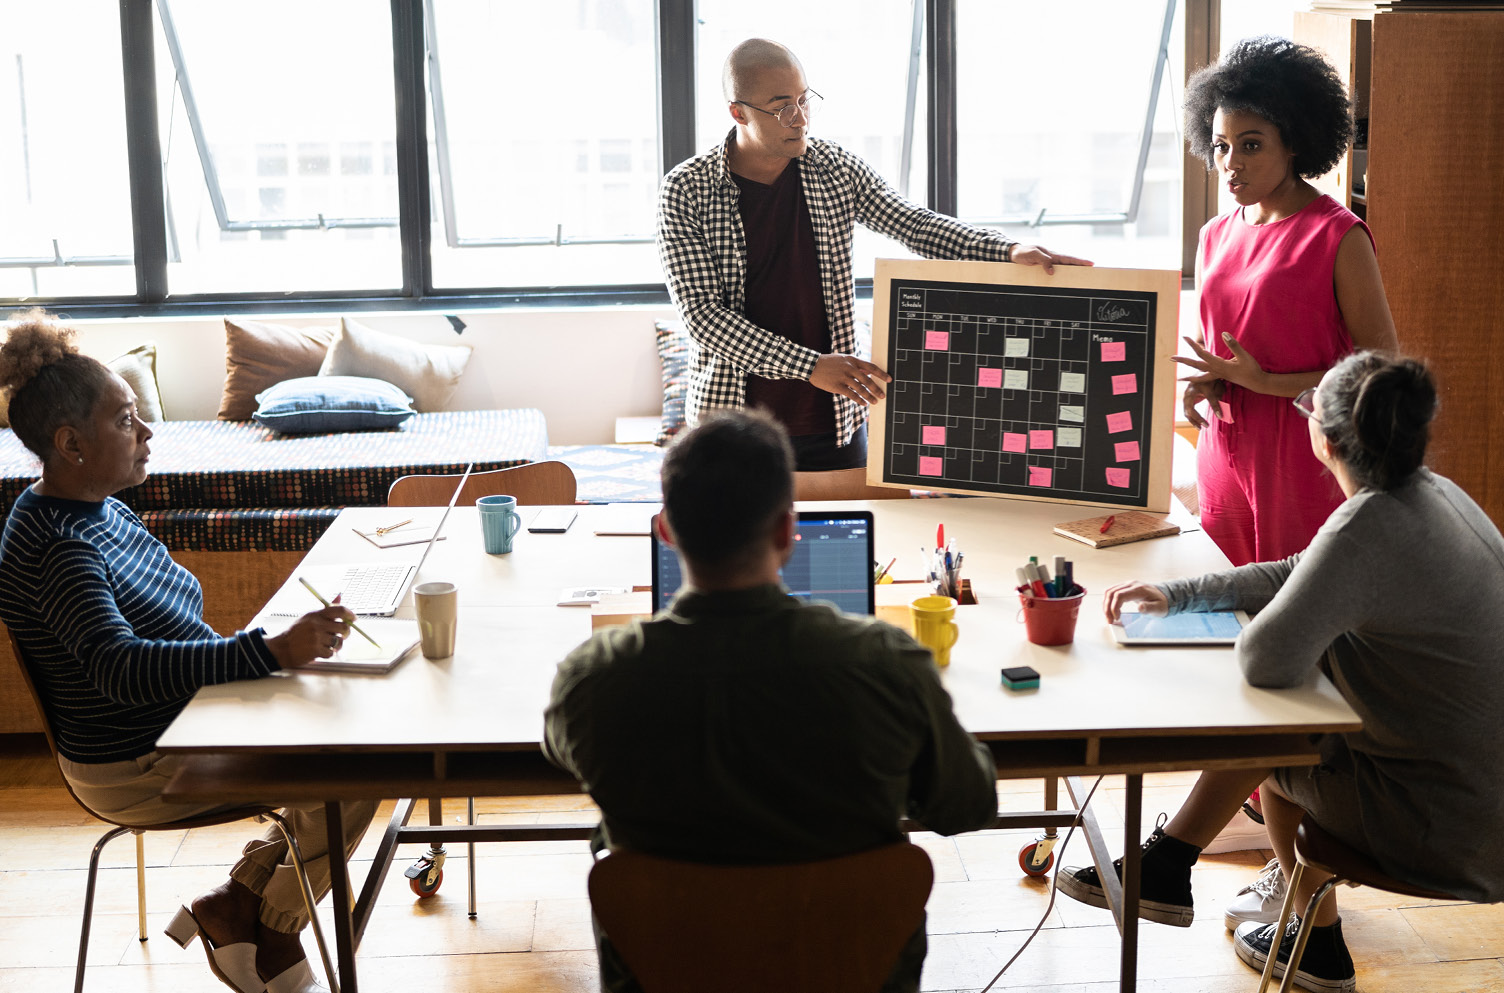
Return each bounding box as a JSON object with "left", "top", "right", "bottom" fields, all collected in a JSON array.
[
  {"left": 5, "top": 626, "right": 274, "bottom": 832},
  {"left": 794, "top": 468, "right": 910, "bottom": 502},
  {"left": 387, "top": 461, "right": 577, "bottom": 507},
  {"left": 587, "top": 842, "right": 933, "bottom": 993}
]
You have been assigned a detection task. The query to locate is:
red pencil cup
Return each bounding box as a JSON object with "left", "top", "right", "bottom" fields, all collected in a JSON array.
[{"left": 1018, "top": 587, "right": 1086, "bottom": 646}]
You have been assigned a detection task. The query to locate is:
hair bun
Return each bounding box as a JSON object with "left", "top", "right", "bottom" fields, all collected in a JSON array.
[{"left": 0, "top": 309, "right": 80, "bottom": 396}]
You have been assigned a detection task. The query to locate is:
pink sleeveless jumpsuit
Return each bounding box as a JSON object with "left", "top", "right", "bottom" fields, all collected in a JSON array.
[{"left": 1196, "top": 194, "right": 1367, "bottom": 566}]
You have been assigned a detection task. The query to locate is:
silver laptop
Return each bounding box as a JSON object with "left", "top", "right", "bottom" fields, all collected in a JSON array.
[{"left": 301, "top": 464, "right": 473, "bottom": 616}]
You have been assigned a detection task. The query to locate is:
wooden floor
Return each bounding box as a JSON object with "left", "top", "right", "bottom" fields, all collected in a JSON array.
[{"left": 2, "top": 734, "right": 1500, "bottom": 993}]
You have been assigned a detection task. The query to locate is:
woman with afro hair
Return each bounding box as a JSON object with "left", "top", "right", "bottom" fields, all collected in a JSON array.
[{"left": 1178, "top": 36, "right": 1398, "bottom": 568}]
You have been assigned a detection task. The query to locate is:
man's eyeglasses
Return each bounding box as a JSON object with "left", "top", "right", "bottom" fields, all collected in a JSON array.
[
  {"left": 734, "top": 89, "right": 823, "bottom": 128},
  {"left": 1293, "top": 387, "right": 1319, "bottom": 420}
]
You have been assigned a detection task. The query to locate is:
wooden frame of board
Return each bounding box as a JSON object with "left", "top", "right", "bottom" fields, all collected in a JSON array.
[{"left": 866, "top": 259, "right": 1180, "bottom": 512}]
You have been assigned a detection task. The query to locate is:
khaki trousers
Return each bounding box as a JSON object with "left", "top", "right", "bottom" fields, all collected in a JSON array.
[{"left": 60, "top": 749, "right": 377, "bottom": 934}]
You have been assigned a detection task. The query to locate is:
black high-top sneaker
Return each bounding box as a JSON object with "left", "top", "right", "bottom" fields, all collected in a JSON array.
[
  {"left": 1234, "top": 915, "right": 1357, "bottom": 993},
  {"left": 1057, "top": 815, "right": 1198, "bottom": 926}
]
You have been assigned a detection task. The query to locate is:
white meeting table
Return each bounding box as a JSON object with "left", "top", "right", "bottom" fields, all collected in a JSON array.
[{"left": 157, "top": 499, "right": 1360, "bottom": 993}]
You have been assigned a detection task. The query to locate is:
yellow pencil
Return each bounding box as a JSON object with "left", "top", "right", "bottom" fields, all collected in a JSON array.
[{"left": 297, "top": 577, "right": 381, "bottom": 648}]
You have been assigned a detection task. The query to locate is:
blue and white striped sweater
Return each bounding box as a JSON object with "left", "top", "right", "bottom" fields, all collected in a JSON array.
[{"left": 0, "top": 487, "right": 279, "bottom": 762}]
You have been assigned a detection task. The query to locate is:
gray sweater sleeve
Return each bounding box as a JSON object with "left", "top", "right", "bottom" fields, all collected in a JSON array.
[{"left": 1154, "top": 529, "right": 1379, "bottom": 688}]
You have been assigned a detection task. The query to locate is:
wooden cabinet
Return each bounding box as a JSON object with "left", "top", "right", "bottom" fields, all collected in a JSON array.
[{"left": 1299, "top": 11, "right": 1504, "bottom": 525}]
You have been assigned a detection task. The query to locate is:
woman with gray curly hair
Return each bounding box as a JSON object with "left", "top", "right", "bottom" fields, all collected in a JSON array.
[{"left": 0, "top": 310, "right": 373, "bottom": 993}]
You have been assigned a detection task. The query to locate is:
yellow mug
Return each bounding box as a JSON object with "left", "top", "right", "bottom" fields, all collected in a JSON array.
[{"left": 910, "top": 595, "right": 960, "bottom": 667}]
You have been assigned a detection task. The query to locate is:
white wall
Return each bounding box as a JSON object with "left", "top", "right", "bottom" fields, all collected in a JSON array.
[{"left": 54, "top": 306, "right": 679, "bottom": 446}]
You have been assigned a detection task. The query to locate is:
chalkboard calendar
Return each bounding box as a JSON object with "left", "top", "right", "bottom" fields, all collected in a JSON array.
[{"left": 868, "top": 260, "right": 1180, "bottom": 511}]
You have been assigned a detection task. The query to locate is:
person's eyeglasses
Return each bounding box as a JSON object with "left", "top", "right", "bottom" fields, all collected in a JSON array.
[
  {"left": 734, "top": 89, "right": 823, "bottom": 128},
  {"left": 1293, "top": 387, "right": 1319, "bottom": 421}
]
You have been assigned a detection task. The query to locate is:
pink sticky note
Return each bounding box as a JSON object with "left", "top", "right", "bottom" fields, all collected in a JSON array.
[
  {"left": 924, "top": 330, "right": 949, "bottom": 350},
  {"left": 919, "top": 456, "right": 943, "bottom": 476},
  {"left": 922, "top": 425, "right": 946, "bottom": 445},
  {"left": 1112, "top": 373, "right": 1138, "bottom": 395},
  {"left": 1028, "top": 466, "right": 1053, "bottom": 487},
  {"left": 977, "top": 368, "right": 1002, "bottom": 389},
  {"left": 1002, "top": 432, "right": 1028, "bottom": 454},
  {"left": 1106, "top": 467, "right": 1132, "bottom": 488},
  {"left": 1029, "top": 430, "right": 1054, "bottom": 451},
  {"left": 1115, "top": 440, "right": 1141, "bottom": 462},
  {"left": 1101, "top": 341, "right": 1126, "bottom": 362},
  {"left": 1106, "top": 410, "right": 1133, "bottom": 433},
  {"left": 1217, "top": 399, "right": 1235, "bottom": 422}
]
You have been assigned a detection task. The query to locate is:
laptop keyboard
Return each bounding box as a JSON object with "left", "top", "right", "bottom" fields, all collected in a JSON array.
[{"left": 335, "top": 564, "right": 412, "bottom": 614}]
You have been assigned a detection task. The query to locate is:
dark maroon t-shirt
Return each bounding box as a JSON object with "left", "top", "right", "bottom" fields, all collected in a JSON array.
[{"left": 734, "top": 158, "right": 834, "bottom": 437}]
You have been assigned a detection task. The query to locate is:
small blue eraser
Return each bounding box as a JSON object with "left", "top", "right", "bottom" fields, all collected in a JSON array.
[{"left": 1001, "top": 666, "right": 1040, "bottom": 690}]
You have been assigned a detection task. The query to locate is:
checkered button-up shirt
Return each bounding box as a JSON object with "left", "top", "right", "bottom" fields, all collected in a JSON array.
[{"left": 658, "top": 132, "right": 1017, "bottom": 446}]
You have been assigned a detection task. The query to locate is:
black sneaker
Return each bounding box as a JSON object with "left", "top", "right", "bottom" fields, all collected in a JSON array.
[
  {"left": 1057, "top": 816, "right": 1198, "bottom": 926},
  {"left": 1233, "top": 916, "right": 1357, "bottom": 993}
]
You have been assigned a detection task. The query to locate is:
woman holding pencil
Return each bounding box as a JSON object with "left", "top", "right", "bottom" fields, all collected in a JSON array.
[{"left": 0, "top": 310, "right": 374, "bottom": 993}]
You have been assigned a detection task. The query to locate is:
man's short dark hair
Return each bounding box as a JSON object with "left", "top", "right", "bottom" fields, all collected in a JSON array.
[
  {"left": 661, "top": 409, "right": 795, "bottom": 569},
  {"left": 1184, "top": 36, "right": 1353, "bottom": 179}
]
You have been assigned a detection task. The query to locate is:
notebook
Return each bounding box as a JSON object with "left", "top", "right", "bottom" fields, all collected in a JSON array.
[
  {"left": 258, "top": 616, "right": 422, "bottom": 673},
  {"left": 292, "top": 464, "right": 473, "bottom": 617},
  {"left": 650, "top": 510, "right": 877, "bottom": 615}
]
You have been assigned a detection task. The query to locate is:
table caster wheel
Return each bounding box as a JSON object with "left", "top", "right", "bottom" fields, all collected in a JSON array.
[
  {"left": 1018, "top": 840, "right": 1055, "bottom": 877},
  {"left": 405, "top": 853, "right": 445, "bottom": 897}
]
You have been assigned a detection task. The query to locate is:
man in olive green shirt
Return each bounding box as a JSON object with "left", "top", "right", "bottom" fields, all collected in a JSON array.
[{"left": 544, "top": 409, "right": 997, "bottom": 993}]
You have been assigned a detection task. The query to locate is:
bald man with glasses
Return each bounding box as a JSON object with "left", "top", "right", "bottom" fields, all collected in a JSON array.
[{"left": 658, "top": 37, "right": 1090, "bottom": 471}]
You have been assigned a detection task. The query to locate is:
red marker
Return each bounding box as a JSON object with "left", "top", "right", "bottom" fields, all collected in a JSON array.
[
  {"left": 937, "top": 523, "right": 945, "bottom": 550},
  {"left": 1100, "top": 515, "right": 1117, "bottom": 534}
]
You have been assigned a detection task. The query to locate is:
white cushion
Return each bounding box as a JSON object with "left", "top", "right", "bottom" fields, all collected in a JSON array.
[{"left": 319, "top": 317, "right": 472, "bottom": 412}]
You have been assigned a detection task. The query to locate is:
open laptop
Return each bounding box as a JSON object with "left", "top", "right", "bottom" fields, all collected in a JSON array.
[
  {"left": 296, "top": 464, "right": 474, "bottom": 616},
  {"left": 651, "top": 510, "right": 876, "bottom": 615}
]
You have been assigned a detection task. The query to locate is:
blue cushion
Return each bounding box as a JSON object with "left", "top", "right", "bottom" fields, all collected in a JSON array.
[{"left": 252, "top": 376, "right": 415, "bottom": 434}]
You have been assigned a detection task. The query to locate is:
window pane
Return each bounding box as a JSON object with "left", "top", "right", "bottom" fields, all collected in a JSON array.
[
  {"left": 694, "top": 0, "right": 929, "bottom": 278},
  {"left": 428, "top": 1, "right": 660, "bottom": 290},
  {"left": 0, "top": 4, "right": 135, "bottom": 300},
  {"left": 956, "top": 0, "right": 1183, "bottom": 269},
  {"left": 158, "top": 1, "right": 401, "bottom": 295}
]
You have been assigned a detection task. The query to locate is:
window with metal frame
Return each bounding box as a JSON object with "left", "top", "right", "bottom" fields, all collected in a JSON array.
[
  {"left": 155, "top": 0, "right": 402, "bottom": 295},
  {"left": 955, "top": 0, "right": 1184, "bottom": 269},
  {"left": 0, "top": 3, "right": 136, "bottom": 300}
]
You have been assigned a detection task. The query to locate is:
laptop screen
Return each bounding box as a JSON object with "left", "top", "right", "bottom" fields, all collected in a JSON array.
[{"left": 651, "top": 510, "right": 876, "bottom": 615}]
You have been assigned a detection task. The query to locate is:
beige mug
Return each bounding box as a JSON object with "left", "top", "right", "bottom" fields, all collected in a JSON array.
[
  {"left": 413, "top": 581, "right": 457, "bottom": 659},
  {"left": 910, "top": 595, "right": 960, "bottom": 666}
]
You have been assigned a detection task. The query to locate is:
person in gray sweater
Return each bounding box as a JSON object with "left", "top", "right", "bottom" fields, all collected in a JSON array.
[{"left": 1057, "top": 352, "right": 1504, "bottom": 993}]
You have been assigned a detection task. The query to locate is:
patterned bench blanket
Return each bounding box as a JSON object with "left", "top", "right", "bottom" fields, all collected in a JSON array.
[{"left": 0, "top": 410, "right": 549, "bottom": 550}]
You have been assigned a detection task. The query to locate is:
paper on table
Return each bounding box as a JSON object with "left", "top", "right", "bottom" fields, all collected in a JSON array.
[
  {"left": 255, "top": 615, "right": 421, "bottom": 673},
  {"left": 353, "top": 524, "right": 446, "bottom": 549},
  {"left": 592, "top": 504, "right": 661, "bottom": 536}
]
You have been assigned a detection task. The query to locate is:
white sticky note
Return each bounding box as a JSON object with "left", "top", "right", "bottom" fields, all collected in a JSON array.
[
  {"left": 1005, "top": 337, "right": 1030, "bottom": 357},
  {"left": 1004, "top": 369, "right": 1030, "bottom": 390},
  {"left": 1059, "top": 372, "right": 1086, "bottom": 393},
  {"left": 1059, "top": 405, "right": 1085, "bottom": 423},
  {"left": 1057, "top": 427, "right": 1082, "bottom": 447}
]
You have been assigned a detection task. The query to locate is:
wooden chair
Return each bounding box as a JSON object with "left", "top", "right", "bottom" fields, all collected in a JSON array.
[
  {"left": 5, "top": 630, "right": 338, "bottom": 993},
  {"left": 1255, "top": 813, "right": 1461, "bottom": 993},
  {"left": 794, "top": 467, "right": 911, "bottom": 502},
  {"left": 387, "top": 460, "right": 577, "bottom": 507},
  {"left": 588, "top": 843, "right": 934, "bottom": 993}
]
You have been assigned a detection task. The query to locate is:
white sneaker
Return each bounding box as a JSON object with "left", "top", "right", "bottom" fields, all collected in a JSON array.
[
  {"left": 1202, "top": 805, "right": 1271, "bottom": 854},
  {"left": 1224, "top": 857, "right": 1287, "bottom": 930}
]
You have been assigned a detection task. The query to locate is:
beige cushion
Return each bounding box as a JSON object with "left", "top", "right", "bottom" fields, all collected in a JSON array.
[
  {"left": 319, "top": 317, "right": 471, "bottom": 412},
  {"left": 219, "top": 318, "right": 337, "bottom": 420},
  {"left": 107, "top": 342, "right": 165, "bottom": 422}
]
